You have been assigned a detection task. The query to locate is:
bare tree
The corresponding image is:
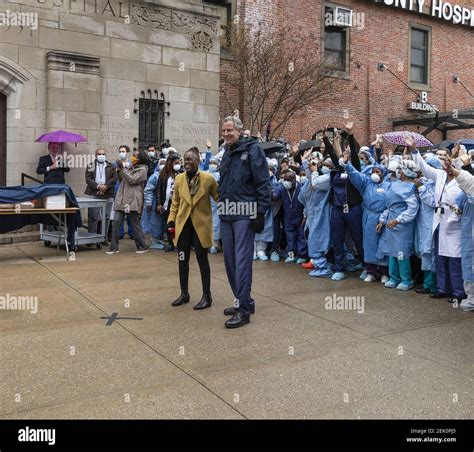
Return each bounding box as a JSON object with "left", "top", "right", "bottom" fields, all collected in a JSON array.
[{"left": 221, "top": 24, "right": 340, "bottom": 139}]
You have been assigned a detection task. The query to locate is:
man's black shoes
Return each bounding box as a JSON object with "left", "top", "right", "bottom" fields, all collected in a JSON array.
[
  {"left": 194, "top": 293, "right": 212, "bottom": 310},
  {"left": 429, "top": 292, "right": 449, "bottom": 299},
  {"left": 224, "top": 306, "right": 255, "bottom": 316},
  {"left": 415, "top": 287, "right": 430, "bottom": 294},
  {"left": 171, "top": 292, "right": 190, "bottom": 307},
  {"left": 225, "top": 312, "right": 250, "bottom": 329}
]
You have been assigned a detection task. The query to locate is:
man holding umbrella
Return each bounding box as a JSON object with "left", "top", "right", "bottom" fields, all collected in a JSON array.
[
  {"left": 36, "top": 142, "right": 70, "bottom": 184},
  {"left": 35, "top": 130, "right": 87, "bottom": 184}
]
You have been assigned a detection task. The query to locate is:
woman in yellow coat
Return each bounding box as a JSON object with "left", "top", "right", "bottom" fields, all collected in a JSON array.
[{"left": 167, "top": 147, "right": 219, "bottom": 309}]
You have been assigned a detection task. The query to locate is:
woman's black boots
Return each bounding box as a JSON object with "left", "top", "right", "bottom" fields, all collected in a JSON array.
[
  {"left": 171, "top": 291, "right": 190, "bottom": 307},
  {"left": 193, "top": 293, "right": 212, "bottom": 310}
]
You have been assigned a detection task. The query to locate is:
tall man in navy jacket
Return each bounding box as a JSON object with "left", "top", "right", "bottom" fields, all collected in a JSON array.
[{"left": 218, "top": 116, "right": 271, "bottom": 328}]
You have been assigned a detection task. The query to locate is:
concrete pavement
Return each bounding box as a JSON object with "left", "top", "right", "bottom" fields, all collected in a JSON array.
[{"left": 0, "top": 241, "right": 472, "bottom": 419}]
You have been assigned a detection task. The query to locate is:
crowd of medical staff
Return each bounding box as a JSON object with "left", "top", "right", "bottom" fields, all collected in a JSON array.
[{"left": 80, "top": 121, "right": 474, "bottom": 312}]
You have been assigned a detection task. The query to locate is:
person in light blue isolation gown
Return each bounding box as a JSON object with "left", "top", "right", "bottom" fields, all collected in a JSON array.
[
  {"left": 456, "top": 191, "right": 474, "bottom": 311},
  {"left": 142, "top": 167, "right": 165, "bottom": 249},
  {"left": 358, "top": 148, "right": 377, "bottom": 176},
  {"left": 344, "top": 160, "right": 391, "bottom": 283},
  {"left": 414, "top": 167, "right": 437, "bottom": 295},
  {"left": 254, "top": 158, "right": 276, "bottom": 261},
  {"left": 206, "top": 155, "right": 221, "bottom": 254},
  {"left": 377, "top": 160, "right": 420, "bottom": 291},
  {"left": 298, "top": 158, "right": 333, "bottom": 277}
]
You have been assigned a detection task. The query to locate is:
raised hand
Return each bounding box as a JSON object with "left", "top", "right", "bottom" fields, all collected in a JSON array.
[
  {"left": 343, "top": 121, "right": 354, "bottom": 134},
  {"left": 404, "top": 136, "right": 416, "bottom": 150}
]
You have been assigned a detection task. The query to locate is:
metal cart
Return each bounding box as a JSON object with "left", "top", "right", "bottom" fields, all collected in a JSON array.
[{"left": 40, "top": 197, "right": 107, "bottom": 250}]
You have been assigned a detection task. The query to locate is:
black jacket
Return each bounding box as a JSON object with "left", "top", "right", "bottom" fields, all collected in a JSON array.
[
  {"left": 324, "top": 135, "right": 363, "bottom": 206},
  {"left": 84, "top": 160, "right": 117, "bottom": 198},
  {"left": 36, "top": 154, "right": 70, "bottom": 184},
  {"left": 218, "top": 137, "right": 271, "bottom": 220},
  {"left": 155, "top": 170, "right": 183, "bottom": 212}
]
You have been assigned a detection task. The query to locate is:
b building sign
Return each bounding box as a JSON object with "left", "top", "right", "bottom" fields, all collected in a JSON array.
[
  {"left": 408, "top": 91, "right": 438, "bottom": 112},
  {"left": 376, "top": 0, "right": 474, "bottom": 27}
]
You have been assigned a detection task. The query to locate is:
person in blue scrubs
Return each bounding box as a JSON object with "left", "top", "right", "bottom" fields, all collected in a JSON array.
[
  {"left": 206, "top": 155, "right": 221, "bottom": 254},
  {"left": 272, "top": 170, "right": 307, "bottom": 264},
  {"left": 342, "top": 157, "right": 391, "bottom": 283},
  {"left": 376, "top": 160, "right": 420, "bottom": 291},
  {"left": 323, "top": 122, "right": 364, "bottom": 281},
  {"left": 413, "top": 154, "right": 439, "bottom": 295},
  {"left": 298, "top": 157, "right": 333, "bottom": 277}
]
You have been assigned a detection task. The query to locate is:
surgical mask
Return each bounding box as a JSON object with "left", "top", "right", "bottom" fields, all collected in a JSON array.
[
  {"left": 338, "top": 157, "right": 345, "bottom": 167},
  {"left": 209, "top": 164, "right": 218, "bottom": 172},
  {"left": 299, "top": 176, "right": 307, "bottom": 183},
  {"left": 360, "top": 161, "right": 366, "bottom": 169},
  {"left": 173, "top": 164, "right": 181, "bottom": 172},
  {"left": 148, "top": 151, "right": 156, "bottom": 158},
  {"left": 118, "top": 151, "right": 127, "bottom": 161},
  {"left": 321, "top": 166, "right": 330, "bottom": 175},
  {"left": 159, "top": 164, "right": 165, "bottom": 171},
  {"left": 371, "top": 173, "right": 381, "bottom": 183},
  {"left": 97, "top": 155, "right": 106, "bottom": 163},
  {"left": 163, "top": 149, "right": 170, "bottom": 157},
  {"left": 283, "top": 181, "right": 293, "bottom": 190}
]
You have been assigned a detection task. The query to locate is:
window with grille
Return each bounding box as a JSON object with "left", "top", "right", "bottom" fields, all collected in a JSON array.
[{"left": 138, "top": 98, "right": 165, "bottom": 150}]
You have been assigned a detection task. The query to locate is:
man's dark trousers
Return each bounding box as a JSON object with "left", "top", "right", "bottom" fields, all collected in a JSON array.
[{"left": 221, "top": 219, "right": 255, "bottom": 316}]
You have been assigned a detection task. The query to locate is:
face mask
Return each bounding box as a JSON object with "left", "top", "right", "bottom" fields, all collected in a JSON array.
[
  {"left": 131, "top": 156, "right": 138, "bottom": 166},
  {"left": 360, "top": 161, "right": 366, "bottom": 169},
  {"left": 371, "top": 173, "right": 381, "bottom": 183},
  {"left": 97, "top": 155, "right": 106, "bottom": 163},
  {"left": 148, "top": 151, "right": 156, "bottom": 158},
  {"left": 283, "top": 181, "right": 293, "bottom": 190},
  {"left": 118, "top": 151, "right": 127, "bottom": 161},
  {"left": 338, "top": 157, "right": 345, "bottom": 167},
  {"left": 321, "top": 166, "right": 330, "bottom": 174},
  {"left": 163, "top": 149, "right": 170, "bottom": 157},
  {"left": 159, "top": 164, "right": 165, "bottom": 171},
  {"left": 299, "top": 176, "right": 307, "bottom": 183},
  {"left": 173, "top": 164, "right": 181, "bottom": 172},
  {"left": 209, "top": 164, "right": 218, "bottom": 172}
]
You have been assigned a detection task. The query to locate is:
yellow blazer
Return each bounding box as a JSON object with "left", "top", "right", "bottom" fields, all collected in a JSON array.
[{"left": 168, "top": 171, "right": 219, "bottom": 248}]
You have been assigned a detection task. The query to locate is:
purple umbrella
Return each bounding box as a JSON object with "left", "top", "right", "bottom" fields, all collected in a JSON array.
[
  {"left": 383, "top": 131, "right": 433, "bottom": 148},
  {"left": 35, "top": 130, "right": 87, "bottom": 144}
]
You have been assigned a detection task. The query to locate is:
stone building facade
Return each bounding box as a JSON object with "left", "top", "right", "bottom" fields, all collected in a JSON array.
[
  {"left": 219, "top": 0, "right": 474, "bottom": 145},
  {"left": 0, "top": 0, "right": 220, "bottom": 193}
]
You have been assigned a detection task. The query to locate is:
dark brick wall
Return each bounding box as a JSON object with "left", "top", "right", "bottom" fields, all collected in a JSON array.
[{"left": 219, "top": 0, "right": 474, "bottom": 146}]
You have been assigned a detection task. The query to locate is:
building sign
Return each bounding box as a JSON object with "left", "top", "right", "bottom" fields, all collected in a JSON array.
[
  {"left": 407, "top": 91, "right": 438, "bottom": 112},
  {"left": 378, "top": 0, "right": 474, "bottom": 27}
]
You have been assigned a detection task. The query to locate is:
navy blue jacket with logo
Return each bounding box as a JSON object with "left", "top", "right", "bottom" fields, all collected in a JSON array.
[{"left": 218, "top": 137, "right": 271, "bottom": 221}]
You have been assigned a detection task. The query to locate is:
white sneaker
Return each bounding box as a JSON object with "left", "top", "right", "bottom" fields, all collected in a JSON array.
[
  {"left": 381, "top": 275, "right": 389, "bottom": 284},
  {"left": 136, "top": 249, "right": 149, "bottom": 254},
  {"left": 257, "top": 251, "right": 268, "bottom": 261},
  {"left": 364, "top": 274, "right": 376, "bottom": 283},
  {"left": 105, "top": 250, "right": 119, "bottom": 255}
]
